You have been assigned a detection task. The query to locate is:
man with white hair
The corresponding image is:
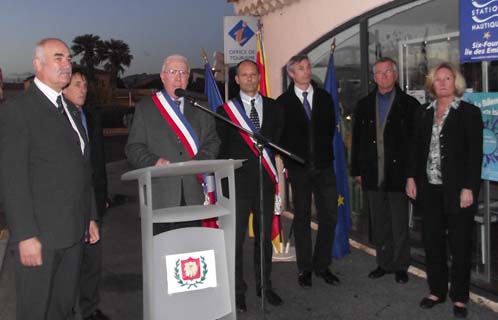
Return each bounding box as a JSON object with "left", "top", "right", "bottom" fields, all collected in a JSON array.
[{"left": 126, "top": 54, "right": 219, "bottom": 232}]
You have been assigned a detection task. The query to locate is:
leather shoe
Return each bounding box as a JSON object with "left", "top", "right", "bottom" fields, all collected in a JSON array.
[
  {"left": 368, "top": 267, "right": 387, "bottom": 279},
  {"left": 298, "top": 271, "right": 312, "bottom": 287},
  {"left": 84, "top": 309, "right": 110, "bottom": 320},
  {"left": 453, "top": 305, "right": 468, "bottom": 318},
  {"left": 315, "top": 269, "right": 340, "bottom": 285},
  {"left": 395, "top": 270, "right": 409, "bottom": 284},
  {"left": 256, "top": 288, "right": 283, "bottom": 306},
  {"left": 236, "top": 294, "right": 247, "bottom": 313},
  {"left": 419, "top": 297, "right": 445, "bottom": 309}
]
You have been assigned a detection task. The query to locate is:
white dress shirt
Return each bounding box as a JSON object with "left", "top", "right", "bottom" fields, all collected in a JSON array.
[
  {"left": 294, "top": 85, "right": 314, "bottom": 110},
  {"left": 240, "top": 91, "right": 263, "bottom": 127},
  {"left": 34, "top": 77, "right": 86, "bottom": 154}
]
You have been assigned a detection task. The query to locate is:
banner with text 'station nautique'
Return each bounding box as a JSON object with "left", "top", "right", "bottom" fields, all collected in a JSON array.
[{"left": 460, "top": 0, "right": 498, "bottom": 62}]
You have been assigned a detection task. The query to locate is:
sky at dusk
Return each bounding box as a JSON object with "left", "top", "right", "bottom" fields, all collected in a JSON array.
[{"left": 0, "top": 0, "right": 234, "bottom": 81}]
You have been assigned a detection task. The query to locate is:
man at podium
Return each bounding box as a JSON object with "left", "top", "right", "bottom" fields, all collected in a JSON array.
[{"left": 125, "top": 54, "right": 220, "bottom": 234}]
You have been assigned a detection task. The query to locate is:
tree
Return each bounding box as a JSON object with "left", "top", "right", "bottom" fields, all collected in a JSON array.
[
  {"left": 71, "top": 34, "right": 104, "bottom": 80},
  {"left": 100, "top": 39, "right": 133, "bottom": 87}
]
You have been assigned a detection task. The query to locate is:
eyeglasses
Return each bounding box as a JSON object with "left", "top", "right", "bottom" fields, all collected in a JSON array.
[
  {"left": 163, "top": 69, "right": 189, "bottom": 78},
  {"left": 374, "top": 69, "right": 395, "bottom": 77}
]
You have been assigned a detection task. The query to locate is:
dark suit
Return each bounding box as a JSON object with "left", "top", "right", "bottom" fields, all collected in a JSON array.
[
  {"left": 408, "top": 100, "right": 483, "bottom": 303},
  {"left": 351, "top": 86, "right": 420, "bottom": 272},
  {"left": 277, "top": 84, "right": 337, "bottom": 274},
  {"left": 77, "top": 106, "right": 108, "bottom": 318},
  {"left": 126, "top": 93, "right": 220, "bottom": 209},
  {"left": 0, "top": 84, "right": 97, "bottom": 320},
  {"left": 216, "top": 94, "right": 283, "bottom": 295}
]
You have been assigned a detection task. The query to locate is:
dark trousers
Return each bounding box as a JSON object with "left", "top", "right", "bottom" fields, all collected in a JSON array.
[
  {"left": 235, "top": 183, "right": 274, "bottom": 296},
  {"left": 421, "top": 183, "right": 474, "bottom": 303},
  {"left": 288, "top": 167, "right": 337, "bottom": 273},
  {"left": 79, "top": 225, "right": 103, "bottom": 317},
  {"left": 366, "top": 190, "right": 410, "bottom": 271},
  {"left": 13, "top": 241, "right": 83, "bottom": 320}
]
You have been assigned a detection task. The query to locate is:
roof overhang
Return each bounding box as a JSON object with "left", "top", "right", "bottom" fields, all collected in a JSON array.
[{"left": 229, "top": 0, "right": 298, "bottom": 16}]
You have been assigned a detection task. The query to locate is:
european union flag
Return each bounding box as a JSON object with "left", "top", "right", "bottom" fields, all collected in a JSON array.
[
  {"left": 204, "top": 62, "right": 223, "bottom": 111},
  {"left": 324, "top": 48, "right": 352, "bottom": 259}
]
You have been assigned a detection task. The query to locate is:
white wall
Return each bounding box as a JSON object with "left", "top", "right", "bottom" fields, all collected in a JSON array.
[{"left": 247, "top": 0, "right": 393, "bottom": 97}]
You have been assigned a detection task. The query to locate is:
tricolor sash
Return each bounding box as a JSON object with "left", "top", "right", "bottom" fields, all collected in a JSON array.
[
  {"left": 152, "top": 91, "right": 218, "bottom": 222},
  {"left": 222, "top": 99, "right": 279, "bottom": 193},
  {"left": 152, "top": 90, "right": 200, "bottom": 158}
]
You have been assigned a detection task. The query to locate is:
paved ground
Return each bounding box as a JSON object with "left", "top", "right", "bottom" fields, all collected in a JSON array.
[{"left": 0, "top": 160, "right": 497, "bottom": 319}]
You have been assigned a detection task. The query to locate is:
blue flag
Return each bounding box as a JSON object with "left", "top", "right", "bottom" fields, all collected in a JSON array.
[
  {"left": 324, "top": 51, "right": 352, "bottom": 259},
  {"left": 204, "top": 63, "right": 223, "bottom": 111}
]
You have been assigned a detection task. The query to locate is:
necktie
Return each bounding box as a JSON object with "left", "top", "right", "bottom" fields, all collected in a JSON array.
[
  {"left": 174, "top": 99, "right": 182, "bottom": 113},
  {"left": 79, "top": 108, "right": 89, "bottom": 136},
  {"left": 56, "top": 95, "right": 70, "bottom": 123},
  {"left": 56, "top": 95, "right": 65, "bottom": 114},
  {"left": 302, "top": 92, "right": 312, "bottom": 120},
  {"left": 249, "top": 98, "right": 260, "bottom": 130},
  {"left": 57, "top": 95, "right": 85, "bottom": 154}
]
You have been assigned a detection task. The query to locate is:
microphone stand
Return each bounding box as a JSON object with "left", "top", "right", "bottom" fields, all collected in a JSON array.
[{"left": 182, "top": 95, "right": 304, "bottom": 317}]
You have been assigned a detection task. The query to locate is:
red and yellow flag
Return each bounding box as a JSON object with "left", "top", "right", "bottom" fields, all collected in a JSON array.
[
  {"left": 256, "top": 27, "right": 271, "bottom": 97},
  {"left": 247, "top": 21, "right": 284, "bottom": 254}
]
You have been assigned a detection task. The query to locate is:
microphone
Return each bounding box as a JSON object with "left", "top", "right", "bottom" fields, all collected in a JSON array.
[{"left": 174, "top": 88, "right": 208, "bottom": 101}]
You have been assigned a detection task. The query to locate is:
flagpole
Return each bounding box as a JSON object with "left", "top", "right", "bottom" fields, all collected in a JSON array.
[
  {"left": 224, "top": 68, "right": 229, "bottom": 102},
  {"left": 201, "top": 48, "right": 209, "bottom": 65}
]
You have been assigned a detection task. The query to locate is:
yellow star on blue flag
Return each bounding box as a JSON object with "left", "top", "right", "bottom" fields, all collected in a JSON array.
[{"left": 338, "top": 195, "right": 345, "bottom": 206}]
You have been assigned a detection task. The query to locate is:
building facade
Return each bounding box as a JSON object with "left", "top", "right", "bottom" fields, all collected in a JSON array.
[{"left": 230, "top": 0, "right": 498, "bottom": 295}]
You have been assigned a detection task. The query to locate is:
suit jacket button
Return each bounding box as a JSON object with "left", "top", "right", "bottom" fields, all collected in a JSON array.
[{"left": 180, "top": 151, "right": 183, "bottom": 156}]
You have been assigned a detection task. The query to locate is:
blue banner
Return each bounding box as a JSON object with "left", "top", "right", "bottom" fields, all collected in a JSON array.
[
  {"left": 460, "top": 0, "right": 498, "bottom": 62},
  {"left": 324, "top": 52, "right": 352, "bottom": 259},
  {"left": 204, "top": 63, "right": 224, "bottom": 111},
  {"left": 464, "top": 92, "right": 498, "bottom": 181}
]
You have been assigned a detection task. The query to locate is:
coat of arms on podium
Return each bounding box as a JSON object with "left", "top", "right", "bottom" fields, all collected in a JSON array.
[{"left": 165, "top": 250, "right": 217, "bottom": 294}]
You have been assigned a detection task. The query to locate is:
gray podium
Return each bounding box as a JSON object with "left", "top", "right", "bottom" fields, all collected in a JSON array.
[{"left": 122, "top": 159, "right": 243, "bottom": 320}]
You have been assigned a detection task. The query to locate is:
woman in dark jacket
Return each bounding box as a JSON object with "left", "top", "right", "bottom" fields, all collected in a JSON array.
[{"left": 406, "top": 63, "right": 483, "bottom": 318}]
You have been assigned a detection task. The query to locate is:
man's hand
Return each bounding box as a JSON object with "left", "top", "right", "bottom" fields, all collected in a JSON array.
[
  {"left": 155, "top": 158, "right": 170, "bottom": 166},
  {"left": 18, "top": 237, "right": 42, "bottom": 267},
  {"left": 460, "top": 189, "right": 474, "bottom": 208},
  {"left": 406, "top": 178, "right": 417, "bottom": 200},
  {"left": 87, "top": 221, "right": 100, "bottom": 244}
]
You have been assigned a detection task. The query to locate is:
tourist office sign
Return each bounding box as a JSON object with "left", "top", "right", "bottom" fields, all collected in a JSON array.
[
  {"left": 460, "top": 0, "right": 498, "bottom": 62},
  {"left": 224, "top": 16, "right": 258, "bottom": 64}
]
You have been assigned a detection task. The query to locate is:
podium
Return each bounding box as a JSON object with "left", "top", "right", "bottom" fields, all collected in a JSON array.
[{"left": 122, "top": 160, "right": 243, "bottom": 320}]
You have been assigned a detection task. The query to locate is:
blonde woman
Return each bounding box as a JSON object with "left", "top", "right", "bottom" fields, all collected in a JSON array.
[{"left": 406, "top": 63, "right": 483, "bottom": 318}]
